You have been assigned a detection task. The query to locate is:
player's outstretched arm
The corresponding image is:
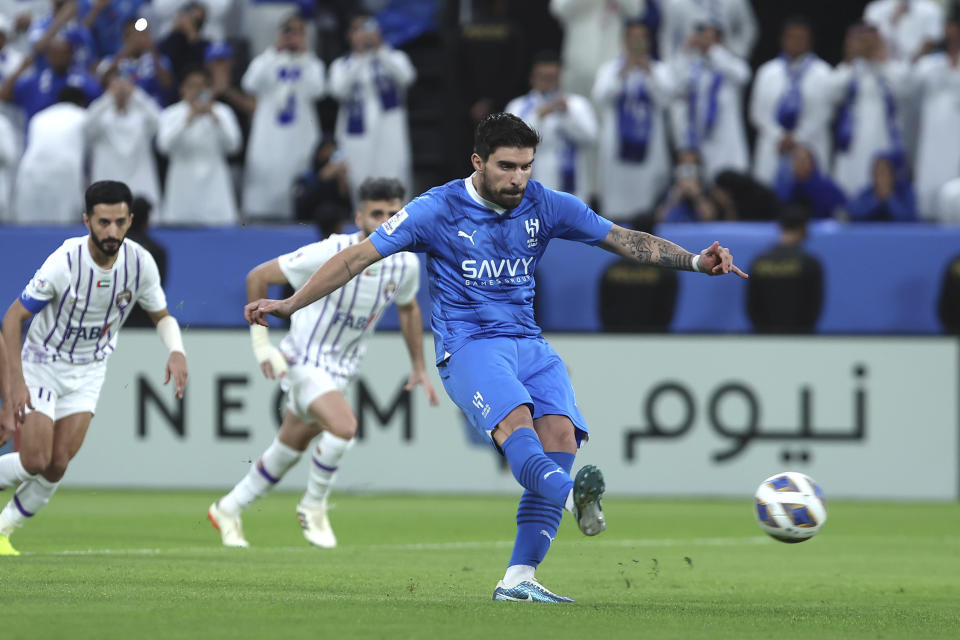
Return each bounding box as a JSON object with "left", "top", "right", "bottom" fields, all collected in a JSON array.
[
  {"left": 245, "top": 239, "right": 384, "bottom": 326},
  {"left": 246, "top": 259, "right": 290, "bottom": 380},
  {"left": 600, "top": 225, "right": 748, "bottom": 278},
  {"left": 396, "top": 300, "right": 440, "bottom": 407},
  {"left": 148, "top": 309, "right": 188, "bottom": 399},
  {"left": 1, "top": 300, "right": 35, "bottom": 424}
]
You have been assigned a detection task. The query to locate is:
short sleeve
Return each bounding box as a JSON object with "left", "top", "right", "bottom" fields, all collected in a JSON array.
[
  {"left": 393, "top": 253, "right": 421, "bottom": 306},
  {"left": 548, "top": 189, "right": 613, "bottom": 245},
  {"left": 20, "top": 249, "right": 71, "bottom": 314},
  {"left": 136, "top": 250, "right": 168, "bottom": 313},
  {"left": 369, "top": 189, "right": 442, "bottom": 257},
  {"left": 277, "top": 239, "right": 340, "bottom": 290}
]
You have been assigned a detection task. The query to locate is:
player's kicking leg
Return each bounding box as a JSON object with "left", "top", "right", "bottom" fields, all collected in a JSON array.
[{"left": 0, "top": 411, "right": 92, "bottom": 555}]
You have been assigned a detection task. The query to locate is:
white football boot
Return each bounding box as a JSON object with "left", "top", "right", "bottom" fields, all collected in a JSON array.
[
  {"left": 296, "top": 502, "right": 337, "bottom": 548},
  {"left": 208, "top": 500, "right": 250, "bottom": 548}
]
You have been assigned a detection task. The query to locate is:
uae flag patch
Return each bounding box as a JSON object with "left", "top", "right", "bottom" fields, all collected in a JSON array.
[{"left": 96, "top": 278, "right": 112, "bottom": 288}]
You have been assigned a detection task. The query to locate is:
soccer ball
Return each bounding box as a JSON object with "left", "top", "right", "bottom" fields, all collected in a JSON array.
[{"left": 754, "top": 471, "right": 827, "bottom": 543}]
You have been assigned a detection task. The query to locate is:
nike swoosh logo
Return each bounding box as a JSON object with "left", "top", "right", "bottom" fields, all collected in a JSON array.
[{"left": 543, "top": 468, "right": 563, "bottom": 480}]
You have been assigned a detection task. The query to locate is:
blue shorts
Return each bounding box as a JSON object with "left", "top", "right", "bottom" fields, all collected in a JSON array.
[{"left": 438, "top": 336, "right": 588, "bottom": 446}]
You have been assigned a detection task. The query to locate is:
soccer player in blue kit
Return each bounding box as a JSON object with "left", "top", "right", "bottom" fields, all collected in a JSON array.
[{"left": 246, "top": 113, "right": 748, "bottom": 602}]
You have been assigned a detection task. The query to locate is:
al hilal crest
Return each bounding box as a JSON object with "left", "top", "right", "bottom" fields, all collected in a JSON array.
[
  {"left": 525, "top": 218, "right": 540, "bottom": 248},
  {"left": 115, "top": 289, "right": 132, "bottom": 309}
]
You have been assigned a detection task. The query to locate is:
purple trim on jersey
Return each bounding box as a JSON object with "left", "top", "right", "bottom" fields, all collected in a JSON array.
[
  {"left": 338, "top": 257, "right": 388, "bottom": 367},
  {"left": 313, "top": 284, "right": 348, "bottom": 367},
  {"left": 301, "top": 238, "right": 344, "bottom": 365},
  {"left": 255, "top": 458, "right": 280, "bottom": 484},
  {"left": 135, "top": 247, "right": 141, "bottom": 291},
  {"left": 42, "top": 251, "right": 76, "bottom": 348},
  {"left": 53, "top": 248, "right": 86, "bottom": 355},
  {"left": 19, "top": 293, "right": 50, "bottom": 314},
  {"left": 13, "top": 494, "right": 35, "bottom": 518},
  {"left": 311, "top": 457, "right": 337, "bottom": 473},
  {"left": 37, "top": 386, "right": 43, "bottom": 399},
  {"left": 327, "top": 271, "right": 362, "bottom": 352},
  {"left": 67, "top": 268, "right": 95, "bottom": 360},
  {"left": 94, "top": 272, "right": 118, "bottom": 358}
]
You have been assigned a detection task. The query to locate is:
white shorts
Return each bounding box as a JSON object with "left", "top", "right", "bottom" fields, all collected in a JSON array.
[
  {"left": 22, "top": 359, "right": 108, "bottom": 421},
  {"left": 280, "top": 364, "right": 347, "bottom": 423}
]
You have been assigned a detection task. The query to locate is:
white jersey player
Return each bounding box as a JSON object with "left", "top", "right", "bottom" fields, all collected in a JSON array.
[
  {"left": 0, "top": 180, "right": 188, "bottom": 556},
  {"left": 208, "top": 177, "right": 439, "bottom": 549}
]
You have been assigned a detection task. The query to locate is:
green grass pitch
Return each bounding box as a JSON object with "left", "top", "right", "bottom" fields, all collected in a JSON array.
[{"left": 3, "top": 490, "right": 959, "bottom": 639}]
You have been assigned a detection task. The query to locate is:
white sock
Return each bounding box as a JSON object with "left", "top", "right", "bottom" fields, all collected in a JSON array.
[
  {"left": 219, "top": 437, "right": 302, "bottom": 516},
  {"left": 301, "top": 432, "right": 354, "bottom": 509},
  {"left": 0, "top": 453, "right": 35, "bottom": 489},
  {"left": 564, "top": 489, "right": 574, "bottom": 513},
  {"left": 502, "top": 564, "right": 536, "bottom": 587},
  {"left": 0, "top": 475, "right": 60, "bottom": 535}
]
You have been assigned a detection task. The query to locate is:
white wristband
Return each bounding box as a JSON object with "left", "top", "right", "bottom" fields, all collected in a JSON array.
[
  {"left": 691, "top": 254, "right": 701, "bottom": 273},
  {"left": 250, "top": 325, "right": 288, "bottom": 375},
  {"left": 156, "top": 315, "right": 185, "bottom": 355}
]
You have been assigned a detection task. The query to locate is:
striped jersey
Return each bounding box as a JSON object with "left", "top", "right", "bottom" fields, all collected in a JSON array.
[
  {"left": 19, "top": 236, "right": 166, "bottom": 364},
  {"left": 277, "top": 231, "right": 420, "bottom": 385}
]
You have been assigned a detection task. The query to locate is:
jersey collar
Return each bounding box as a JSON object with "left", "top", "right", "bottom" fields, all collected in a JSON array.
[{"left": 464, "top": 173, "right": 507, "bottom": 215}]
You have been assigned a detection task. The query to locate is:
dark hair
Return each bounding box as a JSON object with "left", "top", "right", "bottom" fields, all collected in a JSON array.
[
  {"left": 782, "top": 15, "right": 813, "bottom": 36},
  {"left": 57, "top": 86, "right": 87, "bottom": 107},
  {"left": 130, "top": 196, "right": 153, "bottom": 233},
  {"left": 357, "top": 177, "right": 405, "bottom": 203},
  {"left": 531, "top": 50, "right": 561, "bottom": 67},
  {"left": 85, "top": 181, "right": 133, "bottom": 215},
  {"left": 473, "top": 112, "right": 540, "bottom": 161},
  {"left": 779, "top": 204, "right": 810, "bottom": 232},
  {"left": 181, "top": 64, "right": 211, "bottom": 85}
]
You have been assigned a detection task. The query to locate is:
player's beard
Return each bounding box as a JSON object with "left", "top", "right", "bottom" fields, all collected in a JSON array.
[
  {"left": 93, "top": 234, "right": 124, "bottom": 256},
  {"left": 480, "top": 172, "right": 525, "bottom": 210}
]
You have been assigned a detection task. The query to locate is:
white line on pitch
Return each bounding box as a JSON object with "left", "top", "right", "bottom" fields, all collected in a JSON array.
[{"left": 25, "top": 536, "right": 771, "bottom": 556}]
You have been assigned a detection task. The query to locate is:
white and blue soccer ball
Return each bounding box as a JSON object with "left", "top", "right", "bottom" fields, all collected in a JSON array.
[{"left": 754, "top": 471, "right": 827, "bottom": 543}]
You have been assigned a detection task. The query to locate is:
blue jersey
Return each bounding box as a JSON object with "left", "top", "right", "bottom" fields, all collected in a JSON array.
[
  {"left": 13, "top": 67, "right": 102, "bottom": 122},
  {"left": 369, "top": 176, "right": 613, "bottom": 363}
]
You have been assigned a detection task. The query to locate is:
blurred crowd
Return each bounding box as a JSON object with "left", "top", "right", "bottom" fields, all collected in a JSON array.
[{"left": 2, "top": 0, "right": 960, "bottom": 230}]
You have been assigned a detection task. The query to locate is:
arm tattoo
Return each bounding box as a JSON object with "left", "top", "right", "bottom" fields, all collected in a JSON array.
[
  {"left": 342, "top": 258, "right": 355, "bottom": 279},
  {"left": 607, "top": 227, "right": 695, "bottom": 271}
]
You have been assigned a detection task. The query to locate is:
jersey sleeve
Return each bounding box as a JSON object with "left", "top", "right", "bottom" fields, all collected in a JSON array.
[
  {"left": 277, "top": 239, "right": 340, "bottom": 290},
  {"left": 368, "top": 189, "right": 440, "bottom": 257},
  {"left": 547, "top": 189, "right": 613, "bottom": 245},
  {"left": 393, "top": 253, "right": 421, "bottom": 306},
  {"left": 136, "top": 250, "right": 168, "bottom": 313},
  {"left": 19, "top": 248, "right": 72, "bottom": 314}
]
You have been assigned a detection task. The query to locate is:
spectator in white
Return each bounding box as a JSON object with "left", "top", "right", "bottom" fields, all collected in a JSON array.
[
  {"left": 749, "top": 16, "right": 836, "bottom": 187},
  {"left": 865, "top": 0, "right": 944, "bottom": 62},
  {"left": 592, "top": 20, "right": 675, "bottom": 221},
  {"left": 96, "top": 17, "right": 175, "bottom": 106},
  {"left": 329, "top": 13, "right": 416, "bottom": 200},
  {"left": 831, "top": 23, "right": 909, "bottom": 198},
  {"left": 549, "top": 0, "right": 644, "bottom": 98},
  {"left": 0, "top": 15, "right": 26, "bottom": 186},
  {"left": 242, "top": 13, "right": 325, "bottom": 222},
  {"left": 12, "top": 86, "right": 86, "bottom": 224},
  {"left": 667, "top": 21, "right": 750, "bottom": 181},
  {"left": 0, "top": 0, "right": 48, "bottom": 56},
  {"left": 935, "top": 176, "right": 960, "bottom": 223},
  {"left": 506, "top": 50, "right": 598, "bottom": 203},
  {"left": 85, "top": 69, "right": 162, "bottom": 210},
  {"left": 0, "top": 109, "right": 16, "bottom": 220},
  {"left": 157, "top": 66, "right": 241, "bottom": 225},
  {"left": 659, "top": 0, "right": 757, "bottom": 63},
  {"left": 913, "top": 11, "right": 960, "bottom": 219}
]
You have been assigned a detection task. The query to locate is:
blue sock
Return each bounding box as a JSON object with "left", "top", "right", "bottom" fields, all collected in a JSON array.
[
  {"left": 509, "top": 451, "right": 575, "bottom": 568},
  {"left": 500, "top": 428, "right": 574, "bottom": 508}
]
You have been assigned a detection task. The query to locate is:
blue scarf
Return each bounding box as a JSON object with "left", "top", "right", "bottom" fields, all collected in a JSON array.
[
  {"left": 617, "top": 64, "right": 653, "bottom": 163},
  {"left": 276, "top": 65, "right": 301, "bottom": 126},
  {"left": 685, "top": 58, "right": 724, "bottom": 150},
  {"left": 776, "top": 53, "right": 813, "bottom": 131},
  {"left": 372, "top": 58, "right": 399, "bottom": 111},
  {"left": 346, "top": 80, "right": 365, "bottom": 134},
  {"left": 834, "top": 66, "right": 903, "bottom": 159}
]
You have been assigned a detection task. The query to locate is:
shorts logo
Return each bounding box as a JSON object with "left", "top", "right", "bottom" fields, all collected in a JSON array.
[
  {"left": 115, "top": 289, "right": 132, "bottom": 309},
  {"left": 525, "top": 218, "right": 540, "bottom": 249},
  {"left": 473, "top": 391, "right": 491, "bottom": 418},
  {"left": 381, "top": 208, "right": 408, "bottom": 236}
]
